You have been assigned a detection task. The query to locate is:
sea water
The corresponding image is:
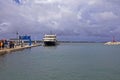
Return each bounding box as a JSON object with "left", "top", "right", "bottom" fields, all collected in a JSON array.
[{"left": 0, "top": 43, "right": 120, "bottom": 80}]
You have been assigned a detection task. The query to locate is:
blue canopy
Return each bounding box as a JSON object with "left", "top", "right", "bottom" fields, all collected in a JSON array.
[
  {"left": 14, "top": 0, "right": 21, "bottom": 4},
  {"left": 19, "top": 36, "right": 32, "bottom": 46}
]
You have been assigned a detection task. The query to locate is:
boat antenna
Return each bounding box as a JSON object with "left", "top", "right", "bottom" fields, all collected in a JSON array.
[{"left": 50, "top": 31, "right": 53, "bottom": 35}]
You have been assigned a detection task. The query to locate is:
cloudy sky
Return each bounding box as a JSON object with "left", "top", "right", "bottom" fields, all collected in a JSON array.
[{"left": 0, "top": 0, "right": 120, "bottom": 41}]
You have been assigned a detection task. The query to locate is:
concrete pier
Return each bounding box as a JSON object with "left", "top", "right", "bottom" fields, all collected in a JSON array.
[{"left": 0, "top": 44, "right": 41, "bottom": 55}]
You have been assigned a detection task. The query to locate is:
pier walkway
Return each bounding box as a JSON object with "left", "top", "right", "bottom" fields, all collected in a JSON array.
[{"left": 0, "top": 44, "right": 41, "bottom": 55}]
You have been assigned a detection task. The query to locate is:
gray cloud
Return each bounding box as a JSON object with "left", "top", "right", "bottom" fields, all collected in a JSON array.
[{"left": 0, "top": 0, "right": 120, "bottom": 41}]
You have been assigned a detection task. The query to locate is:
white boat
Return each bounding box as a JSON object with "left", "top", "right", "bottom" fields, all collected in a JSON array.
[{"left": 43, "top": 34, "right": 57, "bottom": 46}]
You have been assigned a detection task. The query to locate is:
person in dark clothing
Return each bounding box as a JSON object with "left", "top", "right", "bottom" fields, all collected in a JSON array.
[
  {"left": 4, "top": 40, "right": 8, "bottom": 48},
  {"left": 9, "top": 41, "right": 14, "bottom": 48}
]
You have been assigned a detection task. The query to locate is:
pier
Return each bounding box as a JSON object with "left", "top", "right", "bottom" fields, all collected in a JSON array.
[
  {"left": 0, "top": 44, "right": 41, "bottom": 55},
  {"left": 0, "top": 34, "right": 42, "bottom": 55}
]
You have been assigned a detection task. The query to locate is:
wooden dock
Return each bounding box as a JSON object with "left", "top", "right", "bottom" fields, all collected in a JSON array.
[{"left": 0, "top": 44, "right": 41, "bottom": 55}]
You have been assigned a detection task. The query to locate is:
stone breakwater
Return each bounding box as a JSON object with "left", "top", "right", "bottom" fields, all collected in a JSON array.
[{"left": 104, "top": 42, "right": 120, "bottom": 45}]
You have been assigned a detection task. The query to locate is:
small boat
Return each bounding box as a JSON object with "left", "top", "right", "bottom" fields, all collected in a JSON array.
[{"left": 43, "top": 34, "right": 57, "bottom": 46}]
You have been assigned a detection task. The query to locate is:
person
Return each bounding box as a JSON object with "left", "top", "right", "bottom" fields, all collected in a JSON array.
[
  {"left": 12, "top": 41, "right": 15, "bottom": 48},
  {"left": 4, "top": 40, "right": 8, "bottom": 48},
  {"left": 9, "top": 41, "right": 12, "bottom": 48},
  {"left": 1, "top": 40, "right": 4, "bottom": 49},
  {"left": 0, "top": 41, "right": 3, "bottom": 49}
]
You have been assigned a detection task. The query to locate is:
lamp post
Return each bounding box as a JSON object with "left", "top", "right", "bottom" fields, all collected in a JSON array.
[{"left": 16, "top": 32, "right": 20, "bottom": 46}]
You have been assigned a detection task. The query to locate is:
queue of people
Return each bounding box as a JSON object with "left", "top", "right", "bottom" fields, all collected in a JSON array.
[{"left": 0, "top": 40, "right": 15, "bottom": 49}]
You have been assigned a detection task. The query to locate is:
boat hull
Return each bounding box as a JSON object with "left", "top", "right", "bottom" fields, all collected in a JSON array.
[{"left": 44, "top": 41, "right": 56, "bottom": 46}]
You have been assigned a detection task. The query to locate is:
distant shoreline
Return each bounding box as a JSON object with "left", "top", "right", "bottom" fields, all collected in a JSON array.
[
  {"left": 58, "top": 41, "right": 104, "bottom": 43},
  {"left": 32, "top": 40, "right": 104, "bottom": 43}
]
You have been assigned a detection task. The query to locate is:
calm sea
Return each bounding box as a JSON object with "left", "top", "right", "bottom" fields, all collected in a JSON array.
[{"left": 0, "top": 43, "right": 120, "bottom": 80}]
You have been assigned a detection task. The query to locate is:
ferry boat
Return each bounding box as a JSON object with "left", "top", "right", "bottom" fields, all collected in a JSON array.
[{"left": 43, "top": 34, "right": 57, "bottom": 46}]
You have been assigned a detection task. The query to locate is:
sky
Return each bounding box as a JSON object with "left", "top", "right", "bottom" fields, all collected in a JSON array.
[{"left": 0, "top": 0, "right": 120, "bottom": 41}]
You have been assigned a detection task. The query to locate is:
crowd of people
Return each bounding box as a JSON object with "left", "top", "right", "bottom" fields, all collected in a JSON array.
[{"left": 0, "top": 40, "right": 15, "bottom": 49}]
